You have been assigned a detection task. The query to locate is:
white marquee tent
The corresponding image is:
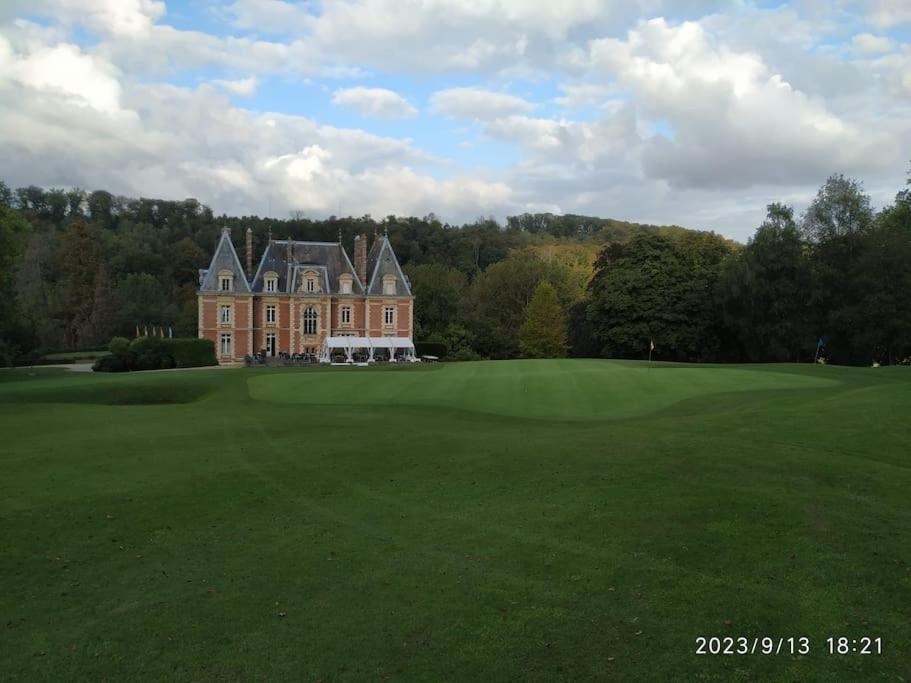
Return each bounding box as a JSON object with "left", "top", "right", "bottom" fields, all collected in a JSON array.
[{"left": 319, "top": 336, "right": 417, "bottom": 364}]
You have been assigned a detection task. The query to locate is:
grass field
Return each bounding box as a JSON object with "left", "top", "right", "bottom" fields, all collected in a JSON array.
[{"left": 1, "top": 360, "right": 909, "bottom": 681}]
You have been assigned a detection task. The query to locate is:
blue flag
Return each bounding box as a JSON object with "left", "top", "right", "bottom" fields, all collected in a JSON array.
[{"left": 817, "top": 337, "right": 824, "bottom": 349}]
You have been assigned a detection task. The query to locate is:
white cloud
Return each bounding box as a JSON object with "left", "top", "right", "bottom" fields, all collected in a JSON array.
[
  {"left": 866, "top": 0, "right": 911, "bottom": 28},
  {"left": 331, "top": 86, "right": 417, "bottom": 119},
  {"left": 227, "top": 0, "right": 314, "bottom": 34},
  {"left": 3, "top": 39, "right": 123, "bottom": 114},
  {"left": 554, "top": 83, "right": 615, "bottom": 107},
  {"left": 586, "top": 18, "right": 896, "bottom": 189},
  {"left": 3, "top": 0, "right": 165, "bottom": 38},
  {"left": 212, "top": 77, "right": 258, "bottom": 97},
  {"left": 851, "top": 32, "right": 895, "bottom": 53},
  {"left": 2, "top": 0, "right": 911, "bottom": 239},
  {"left": 430, "top": 87, "right": 534, "bottom": 120},
  {"left": 0, "top": 38, "right": 509, "bottom": 223}
]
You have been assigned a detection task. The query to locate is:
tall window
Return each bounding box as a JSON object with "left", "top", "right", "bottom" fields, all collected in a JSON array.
[
  {"left": 266, "top": 305, "right": 276, "bottom": 324},
  {"left": 341, "top": 306, "right": 351, "bottom": 324},
  {"left": 383, "top": 306, "right": 395, "bottom": 326},
  {"left": 266, "top": 332, "right": 276, "bottom": 356},
  {"left": 265, "top": 274, "right": 277, "bottom": 293},
  {"left": 220, "top": 304, "right": 231, "bottom": 324},
  {"left": 307, "top": 278, "right": 315, "bottom": 292},
  {"left": 303, "top": 306, "right": 318, "bottom": 335},
  {"left": 220, "top": 333, "right": 232, "bottom": 356}
]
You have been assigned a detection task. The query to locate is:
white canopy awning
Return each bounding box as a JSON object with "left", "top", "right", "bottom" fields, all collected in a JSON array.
[{"left": 319, "top": 336, "right": 416, "bottom": 362}]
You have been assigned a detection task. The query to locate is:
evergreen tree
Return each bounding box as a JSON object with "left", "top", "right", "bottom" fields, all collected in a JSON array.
[{"left": 519, "top": 281, "right": 568, "bottom": 358}]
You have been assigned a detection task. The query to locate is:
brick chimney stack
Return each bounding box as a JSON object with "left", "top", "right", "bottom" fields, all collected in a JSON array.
[
  {"left": 286, "top": 236, "right": 293, "bottom": 262},
  {"left": 354, "top": 233, "right": 367, "bottom": 286},
  {"left": 245, "top": 227, "right": 253, "bottom": 279}
]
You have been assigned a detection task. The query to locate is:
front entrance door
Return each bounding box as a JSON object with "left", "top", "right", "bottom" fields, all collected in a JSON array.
[{"left": 266, "top": 333, "right": 276, "bottom": 356}]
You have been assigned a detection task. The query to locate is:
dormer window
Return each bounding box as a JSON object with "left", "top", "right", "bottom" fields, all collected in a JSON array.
[
  {"left": 299, "top": 270, "right": 320, "bottom": 293},
  {"left": 339, "top": 273, "right": 353, "bottom": 295},
  {"left": 383, "top": 274, "right": 397, "bottom": 296},
  {"left": 218, "top": 270, "right": 234, "bottom": 292},
  {"left": 264, "top": 271, "right": 278, "bottom": 293}
]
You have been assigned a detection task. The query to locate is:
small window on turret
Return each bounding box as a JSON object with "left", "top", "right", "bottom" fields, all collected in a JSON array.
[
  {"left": 218, "top": 270, "right": 234, "bottom": 291},
  {"left": 383, "top": 274, "right": 396, "bottom": 296}
]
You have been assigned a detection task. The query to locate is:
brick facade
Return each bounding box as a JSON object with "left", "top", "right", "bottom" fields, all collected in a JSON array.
[{"left": 197, "top": 229, "right": 414, "bottom": 364}]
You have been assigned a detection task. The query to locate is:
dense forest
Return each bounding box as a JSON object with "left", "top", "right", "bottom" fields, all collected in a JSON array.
[{"left": 0, "top": 172, "right": 909, "bottom": 366}]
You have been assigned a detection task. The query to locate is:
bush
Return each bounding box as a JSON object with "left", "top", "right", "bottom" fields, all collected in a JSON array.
[
  {"left": 449, "top": 347, "right": 483, "bottom": 362},
  {"left": 93, "top": 336, "right": 216, "bottom": 372},
  {"left": 93, "top": 355, "right": 129, "bottom": 373},
  {"left": 166, "top": 338, "right": 217, "bottom": 368},
  {"left": 109, "top": 337, "right": 131, "bottom": 356},
  {"left": 415, "top": 341, "right": 447, "bottom": 358}
]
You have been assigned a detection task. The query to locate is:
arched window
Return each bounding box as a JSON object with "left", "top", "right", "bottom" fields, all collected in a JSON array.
[
  {"left": 303, "top": 306, "right": 318, "bottom": 335},
  {"left": 383, "top": 274, "right": 397, "bottom": 296}
]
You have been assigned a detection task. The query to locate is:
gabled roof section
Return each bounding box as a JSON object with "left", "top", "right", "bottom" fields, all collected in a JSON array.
[
  {"left": 249, "top": 240, "right": 363, "bottom": 294},
  {"left": 290, "top": 265, "right": 330, "bottom": 294},
  {"left": 199, "top": 229, "right": 250, "bottom": 293},
  {"left": 366, "top": 236, "right": 412, "bottom": 296}
]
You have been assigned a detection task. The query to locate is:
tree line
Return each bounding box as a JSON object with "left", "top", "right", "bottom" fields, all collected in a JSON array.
[{"left": 0, "top": 173, "right": 908, "bottom": 366}]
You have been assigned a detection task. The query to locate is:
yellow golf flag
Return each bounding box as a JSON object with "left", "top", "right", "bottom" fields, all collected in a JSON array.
[{"left": 650, "top": 339, "right": 655, "bottom": 351}]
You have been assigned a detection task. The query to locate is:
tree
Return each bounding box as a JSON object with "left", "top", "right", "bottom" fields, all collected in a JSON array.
[
  {"left": 717, "top": 204, "right": 813, "bottom": 362},
  {"left": 519, "top": 281, "right": 568, "bottom": 358},
  {"left": 587, "top": 231, "right": 731, "bottom": 361},
  {"left": 848, "top": 195, "right": 911, "bottom": 364},
  {"left": 87, "top": 190, "right": 115, "bottom": 229},
  {"left": 465, "top": 251, "right": 572, "bottom": 359},
  {"left": 403, "top": 263, "right": 468, "bottom": 338},
  {"left": 0, "top": 180, "right": 12, "bottom": 208},
  {"left": 0, "top": 206, "right": 33, "bottom": 363},
  {"left": 801, "top": 175, "right": 875, "bottom": 364},
  {"left": 115, "top": 273, "right": 169, "bottom": 334},
  {"left": 53, "top": 220, "right": 106, "bottom": 349}
]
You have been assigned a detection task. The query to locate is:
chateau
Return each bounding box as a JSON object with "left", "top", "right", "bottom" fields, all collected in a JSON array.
[{"left": 198, "top": 228, "right": 414, "bottom": 364}]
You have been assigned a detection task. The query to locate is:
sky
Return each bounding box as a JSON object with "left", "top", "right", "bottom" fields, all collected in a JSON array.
[{"left": 0, "top": 0, "right": 910, "bottom": 240}]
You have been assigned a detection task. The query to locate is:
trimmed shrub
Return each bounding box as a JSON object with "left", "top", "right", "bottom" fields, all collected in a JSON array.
[
  {"left": 166, "top": 338, "right": 217, "bottom": 368},
  {"left": 415, "top": 341, "right": 447, "bottom": 358},
  {"left": 109, "top": 337, "right": 131, "bottom": 356},
  {"left": 93, "top": 337, "right": 216, "bottom": 372},
  {"left": 449, "top": 347, "right": 483, "bottom": 362},
  {"left": 93, "top": 355, "right": 130, "bottom": 373}
]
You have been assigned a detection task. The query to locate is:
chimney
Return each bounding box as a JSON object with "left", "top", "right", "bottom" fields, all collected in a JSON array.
[
  {"left": 286, "top": 236, "right": 293, "bottom": 263},
  {"left": 354, "top": 233, "right": 367, "bottom": 286},
  {"left": 245, "top": 227, "right": 253, "bottom": 279}
]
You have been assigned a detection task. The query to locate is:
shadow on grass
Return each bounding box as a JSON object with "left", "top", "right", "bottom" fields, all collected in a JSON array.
[{"left": 0, "top": 379, "right": 213, "bottom": 406}]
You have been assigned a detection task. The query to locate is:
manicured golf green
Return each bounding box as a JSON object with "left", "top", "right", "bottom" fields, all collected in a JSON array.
[{"left": 1, "top": 360, "right": 909, "bottom": 681}]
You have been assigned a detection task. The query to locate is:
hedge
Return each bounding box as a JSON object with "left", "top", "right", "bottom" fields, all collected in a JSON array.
[
  {"left": 94, "top": 337, "right": 216, "bottom": 372},
  {"left": 164, "top": 338, "right": 218, "bottom": 368},
  {"left": 415, "top": 342, "right": 447, "bottom": 358}
]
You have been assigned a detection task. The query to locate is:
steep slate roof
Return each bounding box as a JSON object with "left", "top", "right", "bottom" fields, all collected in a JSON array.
[
  {"left": 199, "top": 229, "right": 251, "bottom": 293},
  {"left": 366, "top": 235, "right": 412, "bottom": 296},
  {"left": 199, "top": 232, "right": 411, "bottom": 297},
  {"left": 250, "top": 240, "right": 363, "bottom": 294}
]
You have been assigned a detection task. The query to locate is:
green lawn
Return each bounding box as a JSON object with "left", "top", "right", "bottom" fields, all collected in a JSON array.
[{"left": 1, "top": 360, "right": 909, "bottom": 681}]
